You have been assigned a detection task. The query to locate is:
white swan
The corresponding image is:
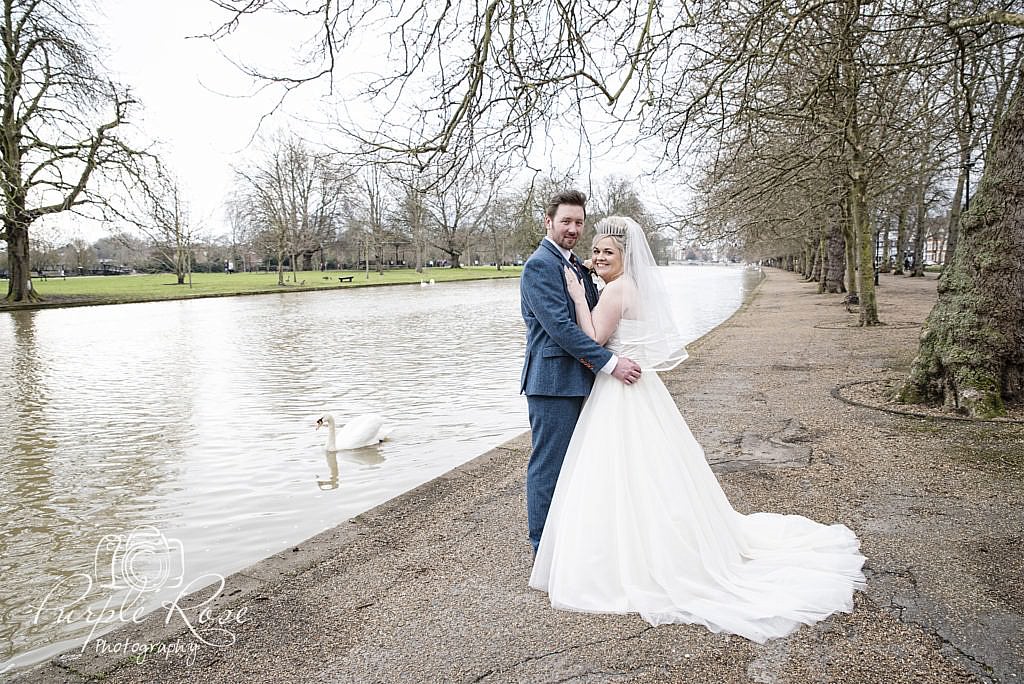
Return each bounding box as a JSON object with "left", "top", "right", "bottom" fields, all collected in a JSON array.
[{"left": 316, "top": 413, "right": 390, "bottom": 450}]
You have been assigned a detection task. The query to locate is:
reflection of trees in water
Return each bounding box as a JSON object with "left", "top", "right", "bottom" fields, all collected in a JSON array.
[
  {"left": 0, "top": 312, "right": 59, "bottom": 660},
  {"left": 0, "top": 307, "right": 196, "bottom": 666}
]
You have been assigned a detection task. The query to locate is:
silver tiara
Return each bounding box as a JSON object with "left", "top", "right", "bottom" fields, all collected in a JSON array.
[{"left": 595, "top": 219, "right": 629, "bottom": 240}]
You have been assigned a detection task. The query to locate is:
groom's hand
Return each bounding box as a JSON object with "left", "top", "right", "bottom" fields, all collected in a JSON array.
[{"left": 612, "top": 357, "right": 642, "bottom": 385}]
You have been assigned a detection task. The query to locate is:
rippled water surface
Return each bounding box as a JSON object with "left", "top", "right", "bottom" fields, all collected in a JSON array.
[{"left": 0, "top": 265, "right": 760, "bottom": 670}]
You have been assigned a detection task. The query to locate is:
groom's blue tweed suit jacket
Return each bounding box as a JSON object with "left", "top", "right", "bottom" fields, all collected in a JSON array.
[{"left": 520, "top": 239, "right": 612, "bottom": 396}]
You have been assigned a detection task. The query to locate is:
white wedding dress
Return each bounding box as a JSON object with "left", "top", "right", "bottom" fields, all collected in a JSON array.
[{"left": 529, "top": 321, "right": 866, "bottom": 643}]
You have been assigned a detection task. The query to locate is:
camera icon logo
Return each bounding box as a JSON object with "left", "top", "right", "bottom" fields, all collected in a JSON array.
[{"left": 93, "top": 525, "right": 186, "bottom": 593}]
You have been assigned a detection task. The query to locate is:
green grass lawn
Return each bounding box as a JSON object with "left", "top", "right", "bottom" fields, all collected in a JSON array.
[{"left": 4, "top": 266, "right": 522, "bottom": 308}]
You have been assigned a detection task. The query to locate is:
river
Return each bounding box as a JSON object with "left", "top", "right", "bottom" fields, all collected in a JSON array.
[{"left": 0, "top": 264, "right": 761, "bottom": 672}]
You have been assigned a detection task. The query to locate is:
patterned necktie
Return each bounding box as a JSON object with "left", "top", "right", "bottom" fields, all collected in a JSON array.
[
  {"left": 569, "top": 253, "right": 595, "bottom": 306},
  {"left": 569, "top": 253, "right": 584, "bottom": 280}
]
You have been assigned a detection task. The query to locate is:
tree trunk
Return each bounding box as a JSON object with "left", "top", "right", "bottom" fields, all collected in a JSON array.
[
  {"left": 850, "top": 174, "right": 880, "bottom": 325},
  {"left": 842, "top": 200, "right": 857, "bottom": 300},
  {"left": 824, "top": 221, "right": 846, "bottom": 293},
  {"left": 809, "top": 237, "right": 821, "bottom": 283},
  {"left": 944, "top": 150, "right": 969, "bottom": 267},
  {"left": 911, "top": 222, "right": 927, "bottom": 277},
  {"left": 897, "top": 76, "right": 1024, "bottom": 418},
  {"left": 493, "top": 232, "right": 504, "bottom": 271},
  {"left": 175, "top": 241, "right": 186, "bottom": 285},
  {"left": 893, "top": 201, "right": 908, "bottom": 275},
  {"left": 816, "top": 232, "right": 826, "bottom": 292},
  {"left": 910, "top": 177, "right": 927, "bottom": 278},
  {"left": 880, "top": 217, "right": 892, "bottom": 273},
  {"left": 4, "top": 221, "right": 39, "bottom": 302}
]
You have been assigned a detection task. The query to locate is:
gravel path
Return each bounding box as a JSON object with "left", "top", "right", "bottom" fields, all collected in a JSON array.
[{"left": 13, "top": 268, "right": 1022, "bottom": 684}]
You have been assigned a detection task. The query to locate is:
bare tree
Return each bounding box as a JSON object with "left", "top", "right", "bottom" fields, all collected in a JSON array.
[
  {"left": 1, "top": 0, "right": 149, "bottom": 301},
  {"left": 203, "top": 1, "right": 672, "bottom": 182},
  {"left": 348, "top": 166, "right": 392, "bottom": 275},
  {"left": 423, "top": 164, "right": 503, "bottom": 268},
  {"left": 391, "top": 171, "right": 431, "bottom": 273},
  {"left": 135, "top": 172, "right": 197, "bottom": 285},
  {"left": 945, "top": 30, "right": 1018, "bottom": 264},
  {"left": 485, "top": 194, "right": 523, "bottom": 270},
  {"left": 234, "top": 132, "right": 349, "bottom": 285},
  {"left": 207, "top": 0, "right": 1024, "bottom": 412}
]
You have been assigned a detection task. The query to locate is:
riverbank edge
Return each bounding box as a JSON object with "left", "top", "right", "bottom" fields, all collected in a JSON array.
[
  {"left": 13, "top": 268, "right": 1021, "bottom": 684},
  {"left": 6, "top": 268, "right": 766, "bottom": 681},
  {"left": 0, "top": 270, "right": 522, "bottom": 312}
]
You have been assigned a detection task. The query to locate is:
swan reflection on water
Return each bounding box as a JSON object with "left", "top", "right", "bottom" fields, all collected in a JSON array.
[{"left": 316, "top": 439, "right": 387, "bottom": 490}]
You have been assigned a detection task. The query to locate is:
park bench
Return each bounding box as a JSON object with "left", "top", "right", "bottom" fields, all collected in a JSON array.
[
  {"left": 37, "top": 269, "right": 66, "bottom": 280},
  {"left": 338, "top": 276, "right": 354, "bottom": 283}
]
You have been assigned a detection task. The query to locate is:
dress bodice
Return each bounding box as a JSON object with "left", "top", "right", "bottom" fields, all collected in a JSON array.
[
  {"left": 606, "top": 318, "right": 690, "bottom": 370},
  {"left": 605, "top": 319, "right": 650, "bottom": 365}
]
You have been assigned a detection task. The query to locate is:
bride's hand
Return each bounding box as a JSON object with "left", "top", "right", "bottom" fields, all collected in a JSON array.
[{"left": 563, "top": 266, "right": 586, "bottom": 303}]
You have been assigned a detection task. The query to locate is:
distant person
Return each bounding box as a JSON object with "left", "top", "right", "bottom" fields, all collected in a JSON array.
[{"left": 527, "top": 214, "right": 866, "bottom": 643}]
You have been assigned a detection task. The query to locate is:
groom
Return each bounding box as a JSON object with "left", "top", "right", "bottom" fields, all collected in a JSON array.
[{"left": 520, "top": 190, "right": 642, "bottom": 552}]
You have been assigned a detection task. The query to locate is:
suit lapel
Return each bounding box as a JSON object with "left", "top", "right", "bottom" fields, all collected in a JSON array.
[
  {"left": 539, "top": 239, "right": 598, "bottom": 310},
  {"left": 539, "top": 239, "right": 564, "bottom": 263}
]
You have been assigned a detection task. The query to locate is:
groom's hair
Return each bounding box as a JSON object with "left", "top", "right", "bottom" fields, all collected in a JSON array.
[{"left": 545, "top": 190, "right": 587, "bottom": 219}]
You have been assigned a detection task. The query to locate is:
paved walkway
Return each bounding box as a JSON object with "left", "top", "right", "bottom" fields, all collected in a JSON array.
[{"left": 13, "top": 269, "right": 1023, "bottom": 683}]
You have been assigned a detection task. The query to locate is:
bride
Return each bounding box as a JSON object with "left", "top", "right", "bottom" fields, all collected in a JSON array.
[{"left": 528, "top": 217, "right": 866, "bottom": 643}]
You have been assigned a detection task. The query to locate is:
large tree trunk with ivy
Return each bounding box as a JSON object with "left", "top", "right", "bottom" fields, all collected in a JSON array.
[{"left": 897, "top": 76, "right": 1024, "bottom": 418}]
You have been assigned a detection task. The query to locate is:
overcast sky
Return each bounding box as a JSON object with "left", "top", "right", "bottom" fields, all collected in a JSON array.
[
  {"left": 47, "top": 1, "right": 679, "bottom": 244},
  {"left": 86, "top": 0, "right": 311, "bottom": 238}
]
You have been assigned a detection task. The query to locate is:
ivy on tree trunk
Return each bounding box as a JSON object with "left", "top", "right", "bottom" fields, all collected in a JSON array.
[{"left": 898, "top": 75, "right": 1024, "bottom": 418}]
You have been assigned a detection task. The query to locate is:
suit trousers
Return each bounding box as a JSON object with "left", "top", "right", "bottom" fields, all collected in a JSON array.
[{"left": 526, "top": 394, "right": 586, "bottom": 552}]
